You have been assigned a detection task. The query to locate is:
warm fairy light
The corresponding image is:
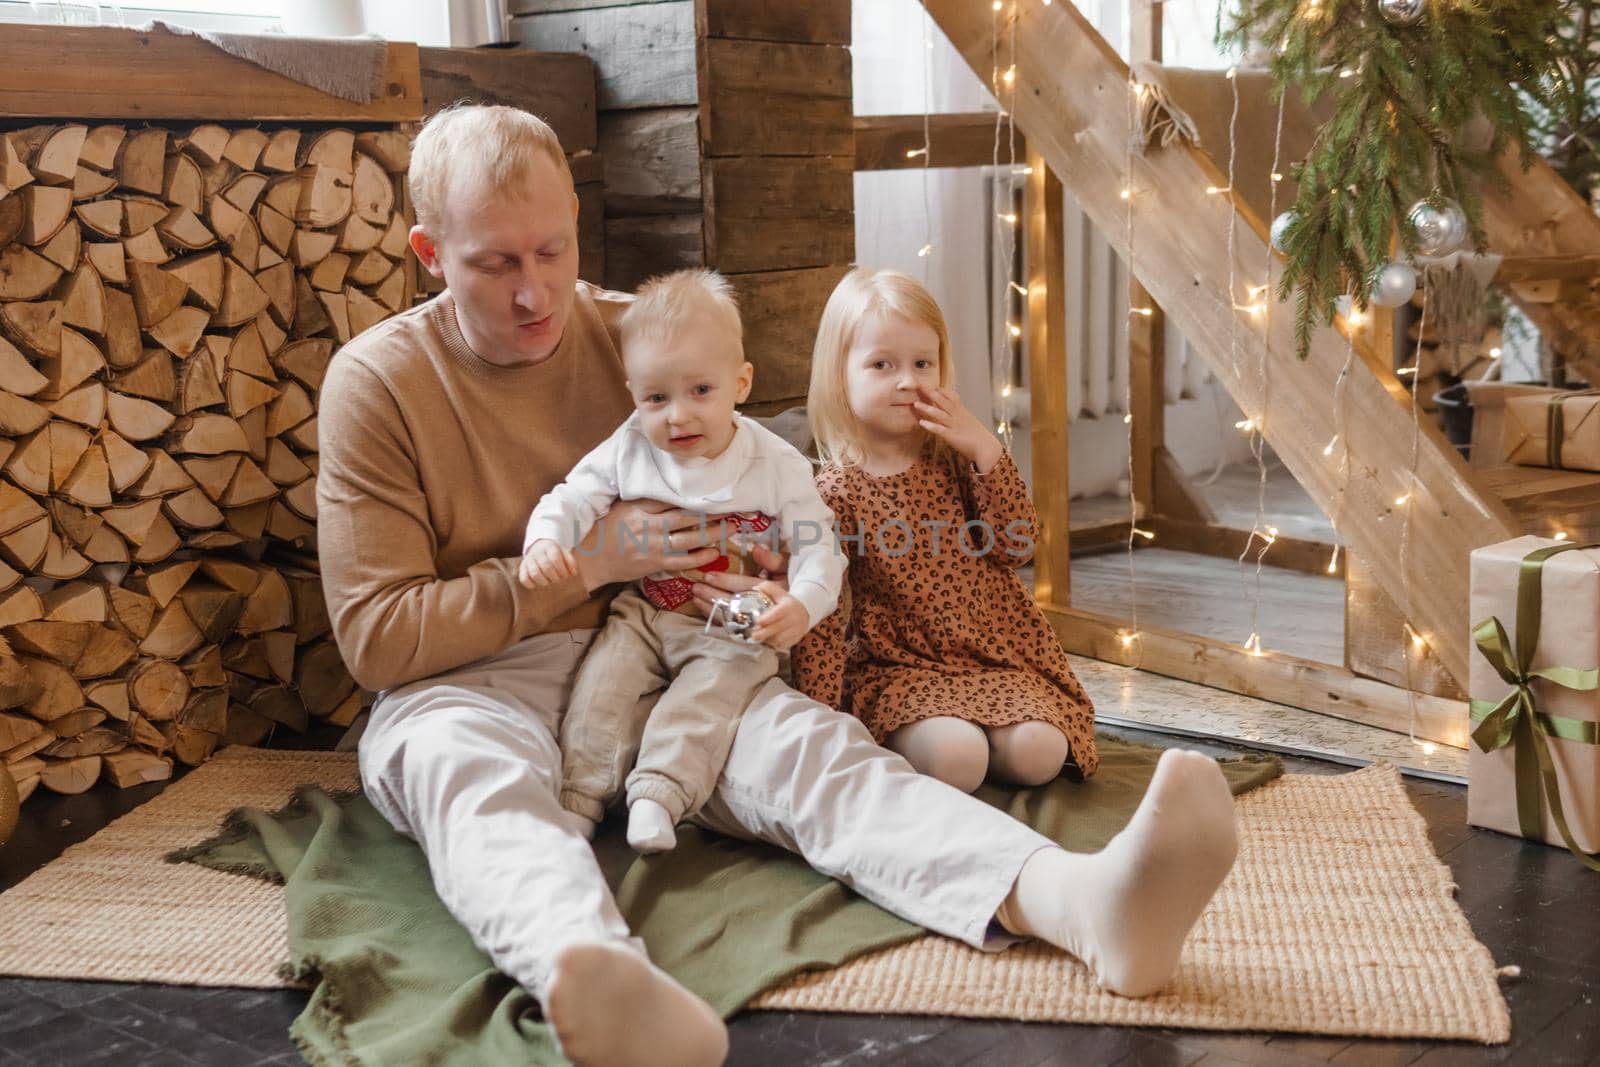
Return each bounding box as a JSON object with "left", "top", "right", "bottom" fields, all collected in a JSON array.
[
  {"left": 906, "top": 147, "right": 927, "bottom": 159},
  {"left": 1420, "top": 741, "right": 1438, "bottom": 755},
  {"left": 1394, "top": 492, "right": 1411, "bottom": 507},
  {"left": 1131, "top": 306, "right": 1154, "bottom": 316},
  {"left": 999, "top": 212, "right": 1018, "bottom": 225},
  {"left": 1123, "top": 412, "right": 1133, "bottom": 424},
  {"left": 1339, "top": 68, "right": 1356, "bottom": 78},
  {"left": 1344, "top": 306, "right": 1365, "bottom": 327},
  {"left": 996, "top": 420, "right": 1010, "bottom": 434},
  {"left": 1001, "top": 383, "right": 1013, "bottom": 398},
  {"left": 1405, "top": 624, "right": 1428, "bottom": 653},
  {"left": 1206, "top": 184, "right": 1232, "bottom": 195},
  {"left": 993, "top": 0, "right": 1003, "bottom": 8},
  {"left": 1010, "top": 281, "right": 1030, "bottom": 295},
  {"left": 1244, "top": 632, "right": 1264, "bottom": 656},
  {"left": 1327, "top": 544, "right": 1342, "bottom": 574},
  {"left": 1121, "top": 187, "right": 1132, "bottom": 200},
  {"left": 1012, "top": 165, "right": 1035, "bottom": 175},
  {"left": 1323, "top": 435, "right": 1339, "bottom": 456},
  {"left": 917, "top": 243, "right": 933, "bottom": 257},
  {"left": 1263, "top": 526, "right": 1279, "bottom": 544},
  {"left": 1247, "top": 284, "right": 1269, "bottom": 297},
  {"left": 1235, "top": 416, "right": 1259, "bottom": 432},
  {"left": 1247, "top": 303, "right": 1267, "bottom": 317},
  {"left": 1007, "top": 322, "right": 1022, "bottom": 337},
  {"left": 1555, "top": 530, "right": 1570, "bottom": 541},
  {"left": 1490, "top": 346, "right": 1503, "bottom": 357},
  {"left": 1002, "top": 65, "right": 1016, "bottom": 86},
  {"left": 1133, "top": 527, "right": 1156, "bottom": 541},
  {"left": 1271, "top": 172, "right": 1284, "bottom": 182},
  {"left": 1119, "top": 630, "right": 1139, "bottom": 647},
  {"left": 1397, "top": 365, "right": 1418, "bottom": 377}
]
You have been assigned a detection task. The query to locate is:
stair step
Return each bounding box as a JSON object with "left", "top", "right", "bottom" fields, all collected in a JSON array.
[{"left": 1477, "top": 463, "right": 1600, "bottom": 519}]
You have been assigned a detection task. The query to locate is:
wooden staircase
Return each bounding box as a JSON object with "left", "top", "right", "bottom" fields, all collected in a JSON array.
[{"left": 923, "top": 0, "right": 1529, "bottom": 707}]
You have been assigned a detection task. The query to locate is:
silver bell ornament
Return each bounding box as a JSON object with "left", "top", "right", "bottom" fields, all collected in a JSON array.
[
  {"left": 1270, "top": 211, "right": 1296, "bottom": 254},
  {"left": 704, "top": 588, "right": 775, "bottom": 642},
  {"left": 1407, "top": 198, "right": 1468, "bottom": 257},
  {"left": 1369, "top": 261, "right": 1417, "bottom": 308},
  {"left": 1377, "top": 0, "right": 1426, "bottom": 25}
]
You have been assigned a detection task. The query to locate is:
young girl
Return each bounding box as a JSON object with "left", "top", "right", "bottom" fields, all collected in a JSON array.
[{"left": 793, "top": 268, "right": 1097, "bottom": 793}]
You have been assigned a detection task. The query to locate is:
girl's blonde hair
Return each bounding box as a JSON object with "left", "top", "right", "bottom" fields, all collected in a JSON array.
[
  {"left": 409, "top": 103, "right": 574, "bottom": 240},
  {"left": 808, "top": 268, "right": 953, "bottom": 466}
]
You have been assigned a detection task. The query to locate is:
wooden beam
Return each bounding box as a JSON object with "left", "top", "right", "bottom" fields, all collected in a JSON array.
[
  {"left": 1345, "top": 557, "right": 1465, "bottom": 700},
  {"left": 1495, "top": 254, "right": 1600, "bottom": 285},
  {"left": 923, "top": 0, "right": 1520, "bottom": 686},
  {"left": 419, "top": 47, "right": 597, "bottom": 152},
  {"left": 1027, "top": 150, "right": 1071, "bottom": 606},
  {"left": 1127, "top": 0, "right": 1164, "bottom": 516},
  {"left": 1068, "top": 518, "right": 1135, "bottom": 554},
  {"left": 1150, "top": 447, "right": 1217, "bottom": 524},
  {"left": 698, "top": 38, "right": 852, "bottom": 157},
  {"left": 1046, "top": 605, "right": 1469, "bottom": 748},
  {"left": 854, "top": 113, "right": 1018, "bottom": 171},
  {"left": 1148, "top": 517, "right": 1341, "bottom": 578},
  {"left": 0, "top": 27, "right": 422, "bottom": 122},
  {"left": 702, "top": 155, "right": 853, "bottom": 273},
  {"left": 695, "top": 0, "right": 852, "bottom": 45}
]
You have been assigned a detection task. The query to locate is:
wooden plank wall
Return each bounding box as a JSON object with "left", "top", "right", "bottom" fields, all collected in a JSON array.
[{"left": 511, "top": 0, "right": 855, "bottom": 409}]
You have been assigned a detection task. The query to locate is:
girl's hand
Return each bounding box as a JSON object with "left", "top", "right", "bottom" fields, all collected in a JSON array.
[{"left": 913, "top": 384, "right": 1003, "bottom": 473}]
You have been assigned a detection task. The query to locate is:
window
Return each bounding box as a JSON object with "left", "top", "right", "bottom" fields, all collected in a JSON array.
[{"left": 0, "top": 1, "right": 281, "bottom": 32}]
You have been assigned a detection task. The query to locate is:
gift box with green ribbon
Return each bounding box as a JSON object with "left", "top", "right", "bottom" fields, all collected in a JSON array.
[
  {"left": 1503, "top": 389, "right": 1600, "bottom": 472},
  {"left": 1468, "top": 535, "right": 1600, "bottom": 869}
]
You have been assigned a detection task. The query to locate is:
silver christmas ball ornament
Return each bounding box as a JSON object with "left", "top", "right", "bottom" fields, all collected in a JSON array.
[
  {"left": 1377, "top": 0, "right": 1427, "bottom": 25},
  {"left": 1369, "top": 261, "right": 1417, "bottom": 308},
  {"left": 704, "top": 588, "right": 775, "bottom": 642},
  {"left": 1407, "top": 198, "right": 1468, "bottom": 257},
  {"left": 1270, "top": 211, "right": 1296, "bottom": 254}
]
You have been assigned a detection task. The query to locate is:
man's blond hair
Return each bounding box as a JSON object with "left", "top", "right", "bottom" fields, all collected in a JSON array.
[
  {"left": 408, "top": 103, "right": 573, "bottom": 239},
  {"left": 621, "top": 269, "right": 744, "bottom": 355}
]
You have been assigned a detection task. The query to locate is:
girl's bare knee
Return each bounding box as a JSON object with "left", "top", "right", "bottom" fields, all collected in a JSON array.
[
  {"left": 987, "top": 721, "right": 1069, "bottom": 786},
  {"left": 886, "top": 717, "right": 989, "bottom": 793}
]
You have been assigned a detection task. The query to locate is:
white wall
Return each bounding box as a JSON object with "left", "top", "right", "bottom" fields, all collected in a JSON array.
[{"left": 853, "top": 0, "right": 1251, "bottom": 499}]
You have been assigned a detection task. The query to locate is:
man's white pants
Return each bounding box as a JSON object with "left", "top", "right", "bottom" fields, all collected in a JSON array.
[{"left": 358, "top": 628, "right": 1054, "bottom": 1005}]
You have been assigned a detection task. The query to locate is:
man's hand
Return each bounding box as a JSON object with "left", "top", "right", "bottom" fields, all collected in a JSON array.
[
  {"left": 520, "top": 539, "right": 577, "bottom": 588},
  {"left": 749, "top": 582, "right": 809, "bottom": 651},
  {"left": 573, "top": 499, "right": 725, "bottom": 593},
  {"left": 690, "top": 538, "right": 789, "bottom": 617}
]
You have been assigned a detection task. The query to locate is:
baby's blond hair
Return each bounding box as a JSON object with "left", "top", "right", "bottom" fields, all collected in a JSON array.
[
  {"left": 621, "top": 269, "right": 744, "bottom": 358},
  {"left": 808, "top": 268, "right": 953, "bottom": 466},
  {"left": 408, "top": 103, "right": 573, "bottom": 240}
]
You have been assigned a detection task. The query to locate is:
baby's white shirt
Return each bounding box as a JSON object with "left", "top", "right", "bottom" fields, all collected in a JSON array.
[{"left": 523, "top": 412, "right": 844, "bottom": 626}]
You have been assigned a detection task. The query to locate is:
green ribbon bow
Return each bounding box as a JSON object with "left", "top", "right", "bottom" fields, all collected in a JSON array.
[{"left": 1470, "top": 542, "right": 1600, "bottom": 871}]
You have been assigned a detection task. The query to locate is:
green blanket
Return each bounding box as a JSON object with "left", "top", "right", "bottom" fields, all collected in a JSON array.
[{"left": 171, "top": 734, "right": 1280, "bottom": 1067}]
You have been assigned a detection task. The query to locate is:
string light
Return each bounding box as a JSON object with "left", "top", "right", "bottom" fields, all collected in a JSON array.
[
  {"left": 1002, "top": 65, "right": 1016, "bottom": 86},
  {"left": 1420, "top": 741, "right": 1438, "bottom": 755},
  {"left": 1130, "top": 306, "right": 1154, "bottom": 316},
  {"left": 1327, "top": 543, "right": 1342, "bottom": 575},
  {"left": 1555, "top": 530, "right": 1570, "bottom": 541},
  {"left": 906, "top": 147, "right": 927, "bottom": 159},
  {"left": 1123, "top": 412, "right": 1133, "bottom": 424},
  {"left": 1244, "top": 633, "right": 1264, "bottom": 656},
  {"left": 999, "top": 212, "right": 1019, "bottom": 225},
  {"left": 917, "top": 243, "right": 933, "bottom": 257},
  {"left": 1490, "top": 346, "right": 1503, "bottom": 358},
  {"left": 1270, "top": 172, "right": 1284, "bottom": 182},
  {"left": 1394, "top": 492, "right": 1411, "bottom": 507},
  {"left": 1119, "top": 630, "right": 1139, "bottom": 648},
  {"left": 1120, "top": 187, "right": 1133, "bottom": 200},
  {"left": 1235, "top": 416, "right": 1259, "bottom": 432},
  {"left": 1396, "top": 365, "right": 1418, "bottom": 376},
  {"left": 1007, "top": 321, "right": 1022, "bottom": 338},
  {"left": 1133, "top": 527, "right": 1157, "bottom": 541},
  {"left": 1406, "top": 625, "right": 1428, "bottom": 653},
  {"left": 1323, "top": 435, "right": 1339, "bottom": 456},
  {"left": 1012, "top": 165, "right": 1034, "bottom": 176},
  {"left": 1009, "top": 281, "right": 1030, "bottom": 296},
  {"left": 1206, "top": 184, "right": 1232, "bottom": 195}
]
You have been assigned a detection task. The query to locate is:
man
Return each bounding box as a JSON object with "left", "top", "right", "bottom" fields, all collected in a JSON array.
[{"left": 318, "top": 104, "right": 1239, "bottom": 1067}]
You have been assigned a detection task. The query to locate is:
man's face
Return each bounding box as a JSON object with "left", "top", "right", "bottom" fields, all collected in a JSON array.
[
  {"left": 626, "top": 319, "right": 753, "bottom": 461},
  {"left": 412, "top": 155, "right": 581, "bottom": 368}
]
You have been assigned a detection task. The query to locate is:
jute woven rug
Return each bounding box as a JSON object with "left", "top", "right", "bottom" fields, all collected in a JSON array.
[{"left": 0, "top": 746, "right": 1510, "bottom": 1043}]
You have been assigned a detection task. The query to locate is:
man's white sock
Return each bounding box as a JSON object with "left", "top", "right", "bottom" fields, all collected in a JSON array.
[
  {"left": 546, "top": 941, "right": 727, "bottom": 1067},
  {"left": 997, "top": 748, "right": 1239, "bottom": 997}
]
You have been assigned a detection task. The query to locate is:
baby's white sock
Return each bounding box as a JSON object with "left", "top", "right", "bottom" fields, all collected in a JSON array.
[
  {"left": 546, "top": 941, "right": 727, "bottom": 1067},
  {"left": 627, "top": 798, "right": 678, "bottom": 854},
  {"left": 997, "top": 748, "right": 1239, "bottom": 997}
]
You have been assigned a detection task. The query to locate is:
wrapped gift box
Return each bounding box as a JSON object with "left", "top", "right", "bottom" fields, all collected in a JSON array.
[
  {"left": 1503, "top": 390, "right": 1600, "bottom": 472},
  {"left": 1468, "top": 535, "right": 1600, "bottom": 857}
]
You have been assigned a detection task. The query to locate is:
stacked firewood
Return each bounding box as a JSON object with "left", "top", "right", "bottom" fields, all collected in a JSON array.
[{"left": 0, "top": 122, "right": 405, "bottom": 804}]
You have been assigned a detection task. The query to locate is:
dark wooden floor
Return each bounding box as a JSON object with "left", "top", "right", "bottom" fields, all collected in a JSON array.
[{"left": 2, "top": 728, "right": 1597, "bottom": 1067}]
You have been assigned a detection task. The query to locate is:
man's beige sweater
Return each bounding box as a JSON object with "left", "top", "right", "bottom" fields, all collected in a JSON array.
[{"left": 316, "top": 284, "right": 636, "bottom": 692}]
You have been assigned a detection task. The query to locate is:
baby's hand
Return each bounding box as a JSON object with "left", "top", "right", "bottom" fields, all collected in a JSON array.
[
  {"left": 749, "top": 583, "right": 809, "bottom": 651},
  {"left": 520, "top": 539, "right": 577, "bottom": 588}
]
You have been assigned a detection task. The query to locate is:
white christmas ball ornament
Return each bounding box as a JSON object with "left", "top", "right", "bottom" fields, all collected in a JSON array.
[
  {"left": 1408, "top": 198, "right": 1468, "bottom": 256},
  {"left": 1270, "top": 211, "right": 1296, "bottom": 253},
  {"left": 1370, "top": 262, "right": 1417, "bottom": 308},
  {"left": 1377, "top": 0, "right": 1427, "bottom": 25}
]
